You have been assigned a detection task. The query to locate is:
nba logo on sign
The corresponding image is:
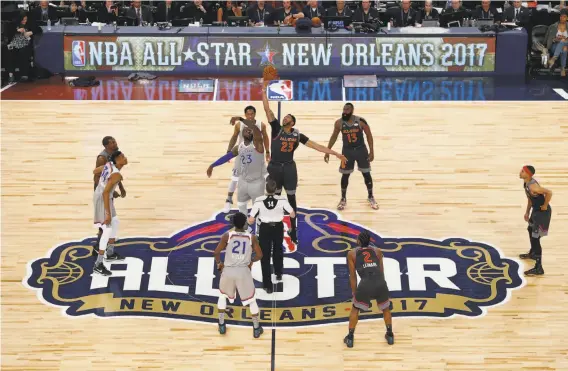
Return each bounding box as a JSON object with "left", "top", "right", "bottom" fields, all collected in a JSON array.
[
  {"left": 71, "top": 40, "right": 86, "bottom": 67},
  {"left": 267, "top": 80, "right": 293, "bottom": 101}
]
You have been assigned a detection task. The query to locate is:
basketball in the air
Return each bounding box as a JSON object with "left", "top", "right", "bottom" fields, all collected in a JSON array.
[
  {"left": 312, "top": 17, "right": 322, "bottom": 27},
  {"left": 263, "top": 65, "right": 279, "bottom": 81}
]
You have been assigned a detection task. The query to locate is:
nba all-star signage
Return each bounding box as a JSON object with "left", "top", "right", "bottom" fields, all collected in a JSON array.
[
  {"left": 267, "top": 80, "right": 293, "bottom": 101},
  {"left": 25, "top": 208, "right": 524, "bottom": 327},
  {"left": 63, "top": 35, "right": 495, "bottom": 75}
]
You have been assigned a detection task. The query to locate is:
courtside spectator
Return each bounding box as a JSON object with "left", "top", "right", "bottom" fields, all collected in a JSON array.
[
  {"left": 218, "top": 0, "right": 243, "bottom": 22},
  {"left": 6, "top": 12, "right": 41, "bottom": 83},
  {"left": 326, "top": 0, "right": 353, "bottom": 17},
  {"left": 387, "top": 0, "right": 417, "bottom": 27},
  {"left": 31, "top": 1, "right": 58, "bottom": 23},
  {"left": 303, "top": 0, "right": 325, "bottom": 19},
  {"left": 184, "top": 0, "right": 214, "bottom": 24},
  {"left": 156, "top": 0, "right": 180, "bottom": 22},
  {"left": 546, "top": 8, "right": 568, "bottom": 76},
  {"left": 472, "top": 0, "right": 500, "bottom": 21},
  {"left": 126, "top": 1, "right": 153, "bottom": 25},
  {"left": 416, "top": 0, "right": 440, "bottom": 24},
  {"left": 247, "top": 0, "right": 273, "bottom": 24},
  {"left": 98, "top": 0, "right": 119, "bottom": 24},
  {"left": 442, "top": 0, "right": 465, "bottom": 14},
  {"left": 503, "top": 0, "right": 529, "bottom": 23},
  {"left": 69, "top": 2, "right": 87, "bottom": 23},
  {"left": 353, "top": 0, "right": 380, "bottom": 22},
  {"left": 272, "top": 0, "right": 304, "bottom": 25}
]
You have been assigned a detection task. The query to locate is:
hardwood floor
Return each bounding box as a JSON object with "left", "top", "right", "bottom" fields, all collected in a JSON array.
[{"left": 1, "top": 101, "right": 567, "bottom": 371}]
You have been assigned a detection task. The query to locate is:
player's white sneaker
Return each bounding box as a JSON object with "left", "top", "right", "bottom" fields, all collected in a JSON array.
[{"left": 368, "top": 197, "right": 379, "bottom": 210}]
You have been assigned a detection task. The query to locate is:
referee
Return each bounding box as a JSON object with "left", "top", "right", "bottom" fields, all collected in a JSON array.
[{"left": 248, "top": 178, "right": 296, "bottom": 294}]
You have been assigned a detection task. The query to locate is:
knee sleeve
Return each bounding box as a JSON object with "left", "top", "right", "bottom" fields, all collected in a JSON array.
[
  {"left": 99, "top": 225, "right": 113, "bottom": 252},
  {"left": 249, "top": 299, "right": 259, "bottom": 315},
  {"left": 362, "top": 172, "right": 373, "bottom": 187},
  {"left": 217, "top": 295, "right": 227, "bottom": 310},
  {"left": 341, "top": 173, "right": 350, "bottom": 189},
  {"left": 109, "top": 217, "right": 120, "bottom": 239}
]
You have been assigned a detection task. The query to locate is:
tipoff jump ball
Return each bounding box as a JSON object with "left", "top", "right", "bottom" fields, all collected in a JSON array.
[{"left": 263, "top": 65, "right": 279, "bottom": 81}]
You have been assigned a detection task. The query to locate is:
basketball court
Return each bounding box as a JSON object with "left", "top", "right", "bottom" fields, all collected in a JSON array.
[{"left": 2, "top": 98, "right": 567, "bottom": 370}]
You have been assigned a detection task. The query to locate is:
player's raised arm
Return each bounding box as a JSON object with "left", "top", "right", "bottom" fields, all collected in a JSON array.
[
  {"left": 324, "top": 119, "right": 342, "bottom": 163},
  {"left": 103, "top": 172, "right": 122, "bottom": 225},
  {"left": 262, "top": 82, "right": 279, "bottom": 138},
  {"left": 360, "top": 118, "right": 374, "bottom": 162},
  {"left": 242, "top": 119, "right": 264, "bottom": 154},
  {"left": 94, "top": 155, "right": 107, "bottom": 190},
  {"left": 347, "top": 250, "right": 357, "bottom": 296},
  {"left": 207, "top": 146, "right": 239, "bottom": 177},
  {"left": 529, "top": 183, "right": 553, "bottom": 210},
  {"left": 227, "top": 121, "right": 241, "bottom": 153},
  {"left": 214, "top": 232, "right": 230, "bottom": 271}
]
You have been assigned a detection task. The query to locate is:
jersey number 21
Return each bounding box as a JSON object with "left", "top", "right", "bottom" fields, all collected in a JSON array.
[{"left": 232, "top": 240, "right": 246, "bottom": 254}]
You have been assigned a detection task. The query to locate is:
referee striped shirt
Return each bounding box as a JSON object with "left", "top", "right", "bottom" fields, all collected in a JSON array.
[{"left": 250, "top": 195, "right": 293, "bottom": 223}]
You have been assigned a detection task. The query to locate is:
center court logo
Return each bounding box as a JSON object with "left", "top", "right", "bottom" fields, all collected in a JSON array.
[{"left": 24, "top": 208, "right": 524, "bottom": 327}]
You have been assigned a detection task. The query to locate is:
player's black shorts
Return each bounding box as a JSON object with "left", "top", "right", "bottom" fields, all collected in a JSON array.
[
  {"left": 267, "top": 161, "right": 297, "bottom": 194},
  {"left": 340, "top": 146, "right": 370, "bottom": 174},
  {"left": 528, "top": 206, "right": 551, "bottom": 238},
  {"left": 353, "top": 278, "right": 390, "bottom": 311}
]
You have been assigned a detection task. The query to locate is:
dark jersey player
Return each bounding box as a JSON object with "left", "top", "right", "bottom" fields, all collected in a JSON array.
[
  {"left": 325, "top": 103, "right": 378, "bottom": 211},
  {"left": 519, "top": 165, "right": 552, "bottom": 276},
  {"left": 345, "top": 231, "right": 394, "bottom": 348},
  {"left": 262, "top": 81, "right": 346, "bottom": 243}
]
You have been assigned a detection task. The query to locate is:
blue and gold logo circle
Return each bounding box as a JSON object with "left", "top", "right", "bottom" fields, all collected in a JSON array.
[{"left": 24, "top": 208, "right": 524, "bottom": 327}]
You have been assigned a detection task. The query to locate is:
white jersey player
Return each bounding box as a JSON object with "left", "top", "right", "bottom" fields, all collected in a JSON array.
[
  {"left": 92, "top": 151, "right": 128, "bottom": 276},
  {"left": 223, "top": 106, "right": 270, "bottom": 213},
  {"left": 214, "top": 212, "right": 264, "bottom": 337},
  {"left": 208, "top": 119, "right": 267, "bottom": 215}
]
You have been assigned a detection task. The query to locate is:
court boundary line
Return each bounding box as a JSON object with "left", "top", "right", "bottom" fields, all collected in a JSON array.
[
  {"left": 271, "top": 328, "right": 276, "bottom": 371},
  {"left": 553, "top": 88, "right": 568, "bottom": 100},
  {"left": 0, "top": 82, "right": 17, "bottom": 93}
]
